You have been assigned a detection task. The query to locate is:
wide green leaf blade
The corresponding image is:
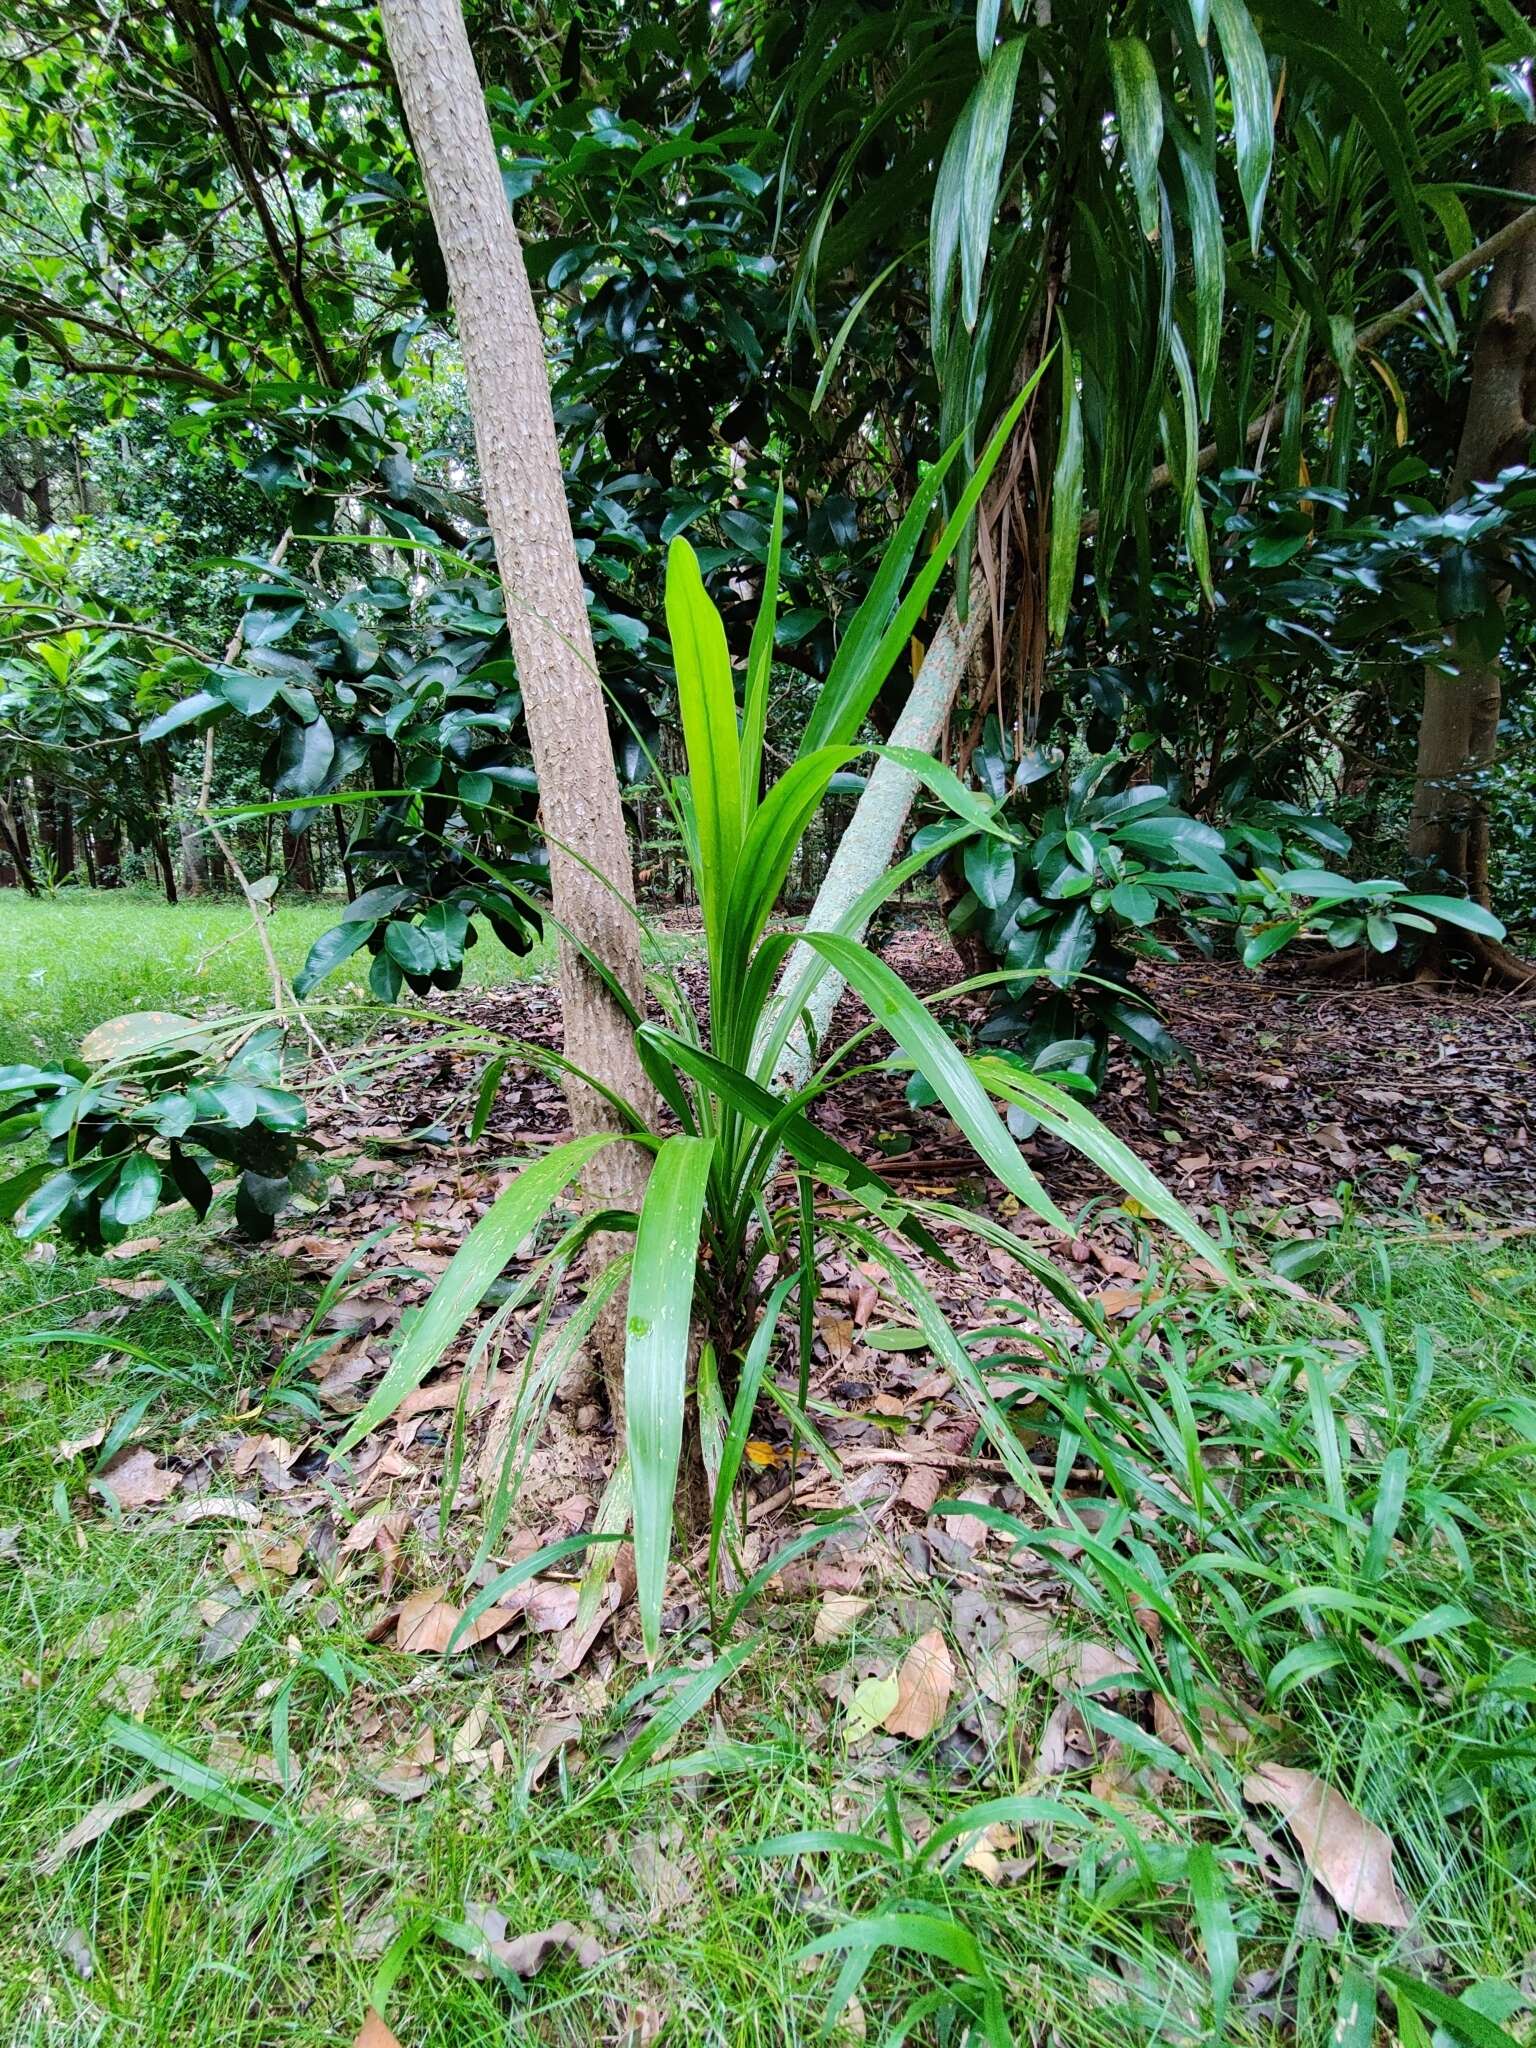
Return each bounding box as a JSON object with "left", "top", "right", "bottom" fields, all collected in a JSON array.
[
  {"left": 1211, "top": 0, "right": 1273, "bottom": 251},
  {"left": 801, "top": 373, "right": 1046, "bottom": 758},
  {"left": 930, "top": 88, "right": 979, "bottom": 355},
  {"left": 726, "top": 745, "right": 864, "bottom": 975},
  {"left": 635, "top": 1023, "right": 905, "bottom": 1217},
  {"left": 1109, "top": 35, "right": 1165, "bottom": 237},
  {"left": 740, "top": 483, "right": 785, "bottom": 814},
  {"left": 336, "top": 1135, "right": 616, "bottom": 1453},
  {"left": 960, "top": 37, "right": 1027, "bottom": 330},
  {"left": 1047, "top": 310, "right": 1084, "bottom": 640},
  {"left": 1394, "top": 894, "right": 1505, "bottom": 938},
  {"left": 665, "top": 538, "right": 744, "bottom": 950},
  {"left": 626, "top": 1133, "right": 714, "bottom": 1664},
  {"left": 800, "top": 448, "right": 963, "bottom": 758}
]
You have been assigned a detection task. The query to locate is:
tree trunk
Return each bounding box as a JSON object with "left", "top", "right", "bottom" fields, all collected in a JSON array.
[
  {"left": 174, "top": 772, "right": 206, "bottom": 896},
  {"left": 378, "top": 0, "right": 659, "bottom": 1406},
  {"left": 0, "top": 787, "right": 37, "bottom": 896},
  {"left": 1409, "top": 142, "right": 1536, "bottom": 917},
  {"left": 766, "top": 575, "right": 989, "bottom": 1089},
  {"left": 285, "top": 822, "right": 318, "bottom": 893}
]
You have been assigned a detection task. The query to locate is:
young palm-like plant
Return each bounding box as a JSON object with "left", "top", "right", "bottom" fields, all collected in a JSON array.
[{"left": 334, "top": 389, "right": 1232, "bottom": 1663}]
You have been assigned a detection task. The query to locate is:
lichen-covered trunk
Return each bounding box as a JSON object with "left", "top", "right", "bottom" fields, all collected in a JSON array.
[{"left": 378, "top": 0, "right": 659, "bottom": 1399}]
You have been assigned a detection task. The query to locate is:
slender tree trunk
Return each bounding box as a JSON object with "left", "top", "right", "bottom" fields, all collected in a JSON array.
[
  {"left": 1408, "top": 138, "right": 1536, "bottom": 983},
  {"left": 285, "top": 823, "right": 318, "bottom": 893},
  {"left": 334, "top": 807, "right": 356, "bottom": 901},
  {"left": 0, "top": 787, "right": 37, "bottom": 896},
  {"left": 767, "top": 577, "right": 989, "bottom": 1089},
  {"left": 175, "top": 772, "right": 206, "bottom": 896},
  {"left": 378, "top": 0, "right": 659, "bottom": 1404}
]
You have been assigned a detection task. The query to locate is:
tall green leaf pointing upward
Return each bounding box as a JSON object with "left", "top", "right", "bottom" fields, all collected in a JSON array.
[
  {"left": 626, "top": 1133, "right": 714, "bottom": 1665},
  {"left": 666, "top": 536, "right": 744, "bottom": 954}
]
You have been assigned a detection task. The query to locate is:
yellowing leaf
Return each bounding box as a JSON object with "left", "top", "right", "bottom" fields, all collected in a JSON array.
[{"left": 846, "top": 1672, "right": 900, "bottom": 1743}]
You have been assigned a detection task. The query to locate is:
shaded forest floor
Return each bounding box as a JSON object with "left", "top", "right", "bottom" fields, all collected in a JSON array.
[{"left": 4, "top": 900, "right": 1536, "bottom": 2045}]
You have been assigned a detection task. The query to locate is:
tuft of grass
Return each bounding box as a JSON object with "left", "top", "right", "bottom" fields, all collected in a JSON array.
[{"left": 2, "top": 1227, "right": 1534, "bottom": 2044}]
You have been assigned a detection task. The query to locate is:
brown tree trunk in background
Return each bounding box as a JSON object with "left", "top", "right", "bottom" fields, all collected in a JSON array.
[
  {"left": 1409, "top": 139, "right": 1536, "bottom": 984},
  {"left": 285, "top": 824, "right": 318, "bottom": 893},
  {"left": 378, "top": 0, "right": 660, "bottom": 1410},
  {"left": 55, "top": 800, "right": 74, "bottom": 882},
  {"left": 0, "top": 787, "right": 37, "bottom": 895},
  {"left": 153, "top": 826, "right": 179, "bottom": 904}
]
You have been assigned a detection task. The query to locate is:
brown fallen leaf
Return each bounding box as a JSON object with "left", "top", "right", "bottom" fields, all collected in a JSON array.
[
  {"left": 884, "top": 1629, "right": 954, "bottom": 1739},
  {"left": 102, "top": 1664, "right": 157, "bottom": 1720},
  {"left": 521, "top": 1715, "right": 582, "bottom": 1788},
  {"left": 37, "top": 1779, "right": 168, "bottom": 1873},
  {"left": 960, "top": 1820, "right": 1019, "bottom": 1882},
  {"left": 898, "top": 1463, "right": 945, "bottom": 1514},
  {"left": 1244, "top": 1762, "right": 1410, "bottom": 1927},
  {"left": 463, "top": 1903, "right": 604, "bottom": 1975},
  {"left": 52, "top": 1426, "right": 108, "bottom": 1462},
  {"left": 103, "top": 1235, "right": 163, "bottom": 1261},
  {"left": 395, "top": 1587, "right": 515, "bottom": 1654},
  {"left": 353, "top": 2011, "right": 404, "bottom": 2048},
  {"left": 199, "top": 1603, "right": 259, "bottom": 1665},
  {"left": 96, "top": 1274, "right": 165, "bottom": 1301},
  {"left": 223, "top": 1531, "right": 303, "bottom": 1591},
  {"left": 813, "top": 1593, "right": 871, "bottom": 1644},
  {"left": 93, "top": 1448, "right": 180, "bottom": 1512}
]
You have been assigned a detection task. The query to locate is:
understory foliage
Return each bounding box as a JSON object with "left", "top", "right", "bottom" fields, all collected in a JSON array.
[{"left": 325, "top": 448, "right": 1241, "bottom": 1670}]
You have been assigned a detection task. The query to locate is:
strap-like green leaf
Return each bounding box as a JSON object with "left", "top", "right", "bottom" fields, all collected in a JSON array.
[
  {"left": 666, "top": 537, "right": 744, "bottom": 954},
  {"left": 626, "top": 1133, "right": 714, "bottom": 1664},
  {"left": 1210, "top": 0, "right": 1274, "bottom": 251},
  {"left": 972, "top": 1055, "right": 1234, "bottom": 1276},
  {"left": 960, "top": 36, "right": 1027, "bottom": 331},
  {"left": 740, "top": 483, "right": 784, "bottom": 814},
  {"left": 1109, "top": 35, "right": 1165, "bottom": 237},
  {"left": 798, "top": 933, "right": 1069, "bottom": 1231},
  {"left": 1048, "top": 311, "right": 1084, "bottom": 640}
]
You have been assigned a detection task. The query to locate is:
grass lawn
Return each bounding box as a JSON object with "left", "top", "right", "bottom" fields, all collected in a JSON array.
[
  {"left": 0, "top": 890, "right": 556, "bottom": 1067},
  {"left": 0, "top": 899, "right": 1533, "bottom": 2044}
]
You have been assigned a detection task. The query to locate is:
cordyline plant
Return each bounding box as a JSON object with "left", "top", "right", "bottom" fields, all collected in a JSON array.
[{"left": 333, "top": 393, "right": 1232, "bottom": 1664}]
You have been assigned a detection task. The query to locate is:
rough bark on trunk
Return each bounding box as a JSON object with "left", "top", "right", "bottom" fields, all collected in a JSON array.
[
  {"left": 0, "top": 787, "right": 37, "bottom": 895},
  {"left": 378, "top": 0, "right": 659, "bottom": 1405},
  {"left": 1410, "top": 145, "right": 1536, "bottom": 904},
  {"left": 1405, "top": 143, "right": 1536, "bottom": 987}
]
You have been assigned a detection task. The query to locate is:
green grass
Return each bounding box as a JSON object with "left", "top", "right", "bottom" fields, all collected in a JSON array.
[
  {"left": 2, "top": 1223, "right": 1534, "bottom": 2044},
  {"left": 0, "top": 889, "right": 557, "bottom": 1066},
  {"left": 0, "top": 905, "right": 1533, "bottom": 2044}
]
